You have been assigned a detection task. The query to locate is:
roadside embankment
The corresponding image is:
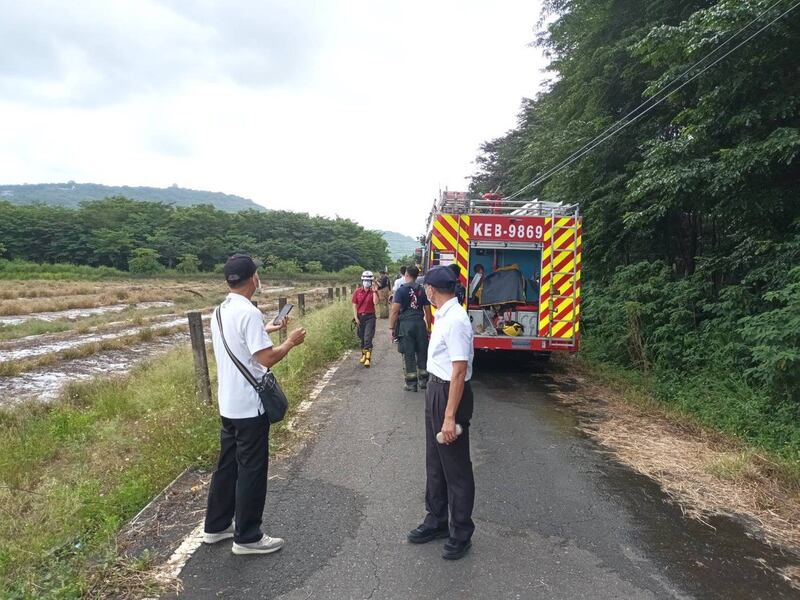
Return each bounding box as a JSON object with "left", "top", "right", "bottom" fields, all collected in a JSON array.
[
  {"left": 551, "top": 353, "right": 800, "bottom": 588},
  {"left": 0, "top": 300, "right": 356, "bottom": 599}
]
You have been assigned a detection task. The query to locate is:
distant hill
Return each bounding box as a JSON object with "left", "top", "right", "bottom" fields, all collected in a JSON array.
[
  {"left": 381, "top": 230, "right": 420, "bottom": 260},
  {"left": 0, "top": 182, "right": 265, "bottom": 213}
]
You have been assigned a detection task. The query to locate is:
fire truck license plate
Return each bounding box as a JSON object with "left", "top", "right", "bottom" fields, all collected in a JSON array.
[{"left": 470, "top": 216, "right": 546, "bottom": 242}]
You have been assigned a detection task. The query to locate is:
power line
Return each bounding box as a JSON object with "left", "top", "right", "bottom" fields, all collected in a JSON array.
[
  {"left": 504, "top": 0, "right": 800, "bottom": 201},
  {"left": 503, "top": 0, "right": 792, "bottom": 200}
]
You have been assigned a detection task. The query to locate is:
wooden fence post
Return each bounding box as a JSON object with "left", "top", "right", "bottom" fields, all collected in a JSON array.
[
  {"left": 187, "top": 311, "right": 212, "bottom": 405},
  {"left": 297, "top": 293, "right": 306, "bottom": 316},
  {"left": 327, "top": 287, "right": 334, "bottom": 302},
  {"left": 278, "top": 297, "right": 287, "bottom": 343}
]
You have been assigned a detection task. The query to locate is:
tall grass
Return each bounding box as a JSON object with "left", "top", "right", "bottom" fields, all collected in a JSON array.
[
  {"left": 269, "top": 301, "right": 356, "bottom": 416},
  {"left": 0, "top": 301, "right": 356, "bottom": 598},
  {"left": 0, "top": 258, "right": 359, "bottom": 284},
  {"left": 0, "top": 259, "right": 126, "bottom": 280}
]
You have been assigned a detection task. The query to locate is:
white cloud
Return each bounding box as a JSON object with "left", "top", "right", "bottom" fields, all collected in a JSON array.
[{"left": 0, "top": 0, "right": 549, "bottom": 237}]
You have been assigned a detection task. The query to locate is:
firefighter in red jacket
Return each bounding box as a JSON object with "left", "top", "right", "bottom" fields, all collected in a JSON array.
[{"left": 352, "top": 271, "right": 379, "bottom": 367}]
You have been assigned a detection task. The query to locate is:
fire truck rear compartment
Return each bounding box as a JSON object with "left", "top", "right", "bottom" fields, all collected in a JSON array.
[{"left": 468, "top": 246, "right": 542, "bottom": 339}]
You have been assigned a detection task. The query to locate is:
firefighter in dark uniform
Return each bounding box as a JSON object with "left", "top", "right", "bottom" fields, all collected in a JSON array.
[
  {"left": 389, "top": 265, "right": 432, "bottom": 392},
  {"left": 407, "top": 266, "right": 475, "bottom": 560}
]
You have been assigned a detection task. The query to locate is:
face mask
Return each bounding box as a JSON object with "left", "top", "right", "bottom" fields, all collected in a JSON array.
[
  {"left": 362, "top": 281, "right": 372, "bottom": 289},
  {"left": 424, "top": 285, "right": 436, "bottom": 307},
  {"left": 253, "top": 274, "right": 263, "bottom": 295}
]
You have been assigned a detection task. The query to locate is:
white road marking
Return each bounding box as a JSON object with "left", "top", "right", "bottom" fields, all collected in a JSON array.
[{"left": 153, "top": 524, "right": 205, "bottom": 586}]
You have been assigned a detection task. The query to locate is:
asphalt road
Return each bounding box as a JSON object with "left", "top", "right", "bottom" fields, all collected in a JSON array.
[{"left": 174, "top": 320, "right": 798, "bottom": 599}]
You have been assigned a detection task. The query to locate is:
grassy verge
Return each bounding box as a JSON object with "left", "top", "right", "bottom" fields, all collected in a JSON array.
[
  {"left": 0, "top": 301, "right": 356, "bottom": 598},
  {"left": 571, "top": 351, "right": 800, "bottom": 487}
]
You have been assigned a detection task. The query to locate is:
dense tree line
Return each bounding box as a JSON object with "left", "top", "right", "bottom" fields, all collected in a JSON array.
[
  {"left": 471, "top": 0, "right": 799, "bottom": 455},
  {"left": 0, "top": 197, "right": 389, "bottom": 273}
]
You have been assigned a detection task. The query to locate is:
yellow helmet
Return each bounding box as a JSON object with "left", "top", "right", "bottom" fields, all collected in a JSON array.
[{"left": 502, "top": 321, "right": 523, "bottom": 336}]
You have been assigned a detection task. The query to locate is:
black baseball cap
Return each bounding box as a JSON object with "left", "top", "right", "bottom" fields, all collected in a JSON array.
[
  {"left": 423, "top": 265, "right": 457, "bottom": 289},
  {"left": 223, "top": 254, "right": 260, "bottom": 285}
]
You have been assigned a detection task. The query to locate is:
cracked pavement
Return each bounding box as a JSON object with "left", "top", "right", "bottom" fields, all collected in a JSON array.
[{"left": 173, "top": 321, "right": 798, "bottom": 599}]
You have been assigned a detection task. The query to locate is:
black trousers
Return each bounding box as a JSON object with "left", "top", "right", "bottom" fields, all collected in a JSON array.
[
  {"left": 423, "top": 380, "right": 475, "bottom": 541},
  {"left": 204, "top": 413, "right": 270, "bottom": 544},
  {"left": 397, "top": 317, "right": 428, "bottom": 382},
  {"left": 357, "top": 313, "right": 376, "bottom": 350}
]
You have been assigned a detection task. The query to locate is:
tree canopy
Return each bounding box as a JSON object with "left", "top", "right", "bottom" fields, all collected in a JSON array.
[
  {"left": 0, "top": 197, "right": 390, "bottom": 273},
  {"left": 470, "top": 0, "right": 800, "bottom": 455}
]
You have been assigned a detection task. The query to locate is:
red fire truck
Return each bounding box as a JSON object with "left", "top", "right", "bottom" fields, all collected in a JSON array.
[{"left": 421, "top": 192, "right": 583, "bottom": 355}]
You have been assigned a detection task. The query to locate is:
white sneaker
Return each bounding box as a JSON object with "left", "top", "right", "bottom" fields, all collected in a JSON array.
[
  {"left": 202, "top": 522, "right": 235, "bottom": 544},
  {"left": 231, "top": 534, "right": 285, "bottom": 555}
]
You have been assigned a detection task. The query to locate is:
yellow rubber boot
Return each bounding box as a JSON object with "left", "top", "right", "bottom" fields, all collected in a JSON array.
[
  {"left": 364, "top": 350, "right": 372, "bottom": 368},
  {"left": 359, "top": 349, "right": 367, "bottom": 364}
]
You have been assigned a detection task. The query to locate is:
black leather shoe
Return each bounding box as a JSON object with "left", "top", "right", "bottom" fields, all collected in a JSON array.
[
  {"left": 442, "top": 538, "right": 471, "bottom": 560},
  {"left": 407, "top": 525, "right": 449, "bottom": 544}
]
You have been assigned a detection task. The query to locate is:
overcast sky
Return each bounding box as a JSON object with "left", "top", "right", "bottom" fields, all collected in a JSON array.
[{"left": 0, "top": 0, "right": 549, "bottom": 238}]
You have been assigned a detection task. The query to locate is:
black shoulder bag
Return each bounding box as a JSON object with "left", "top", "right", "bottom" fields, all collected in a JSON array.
[{"left": 215, "top": 307, "right": 288, "bottom": 424}]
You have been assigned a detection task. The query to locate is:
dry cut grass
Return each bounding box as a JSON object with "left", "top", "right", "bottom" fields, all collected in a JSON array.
[
  {"left": 1, "top": 289, "right": 185, "bottom": 316},
  {"left": 0, "top": 278, "right": 330, "bottom": 316},
  {"left": 548, "top": 357, "right": 800, "bottom": 585}
]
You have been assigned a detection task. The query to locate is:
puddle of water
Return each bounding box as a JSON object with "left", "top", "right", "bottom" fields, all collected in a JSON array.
[
  {"left": 0, "top": 301, "right": 175, "bottom": 326},
  {"left": 599, "top": 458, "right": 799, "bottom": 599}
]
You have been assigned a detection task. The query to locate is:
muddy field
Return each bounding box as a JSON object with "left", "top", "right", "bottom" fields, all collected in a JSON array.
[{"left": 0, "top": 278, "right": 340, "bottom": 406}]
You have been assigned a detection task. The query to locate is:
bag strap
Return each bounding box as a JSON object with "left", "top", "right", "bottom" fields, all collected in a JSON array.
[
  {"left": 215, "top": 306, "right": 261, "bottom": 390},
  {"left": 356, "top": 288, "right": 373, "bottom": 314}
]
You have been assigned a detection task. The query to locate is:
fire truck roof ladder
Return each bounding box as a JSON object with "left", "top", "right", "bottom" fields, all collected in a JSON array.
[{"left": 436, "top": 195, "right": 579, "bottom": 218}]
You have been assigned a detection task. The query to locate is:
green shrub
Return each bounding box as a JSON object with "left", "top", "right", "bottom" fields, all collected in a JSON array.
[
  {"left": 175, "top": 253, "right": 200, "bottom": 274},
  {"left": 338, "top": 265, "right": 365, "bottom": 278},
  {"left": 582, "top": 260, "right": 800, "bottom": 461},
  {"left": 738, "top": 266, "right": 800, "bottom": 405},
  {"left": 127, "top": 248, "right": 163, "bottom": 275},
  {"left": 304, "top": 260, "right": 323, "bottom": 273}
]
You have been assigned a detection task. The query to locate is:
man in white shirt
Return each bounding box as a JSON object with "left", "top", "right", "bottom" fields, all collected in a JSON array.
[
  {"left": 406, "top": 266, "right": 475, "bottom": 560},
  {"left": 203, "top": 254, "right": 306, "bottom": 555}
]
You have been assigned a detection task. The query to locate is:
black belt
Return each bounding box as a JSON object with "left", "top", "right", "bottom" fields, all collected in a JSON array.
[{"left": 429, "top": 374, "right": 448, "bottom": 384}]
